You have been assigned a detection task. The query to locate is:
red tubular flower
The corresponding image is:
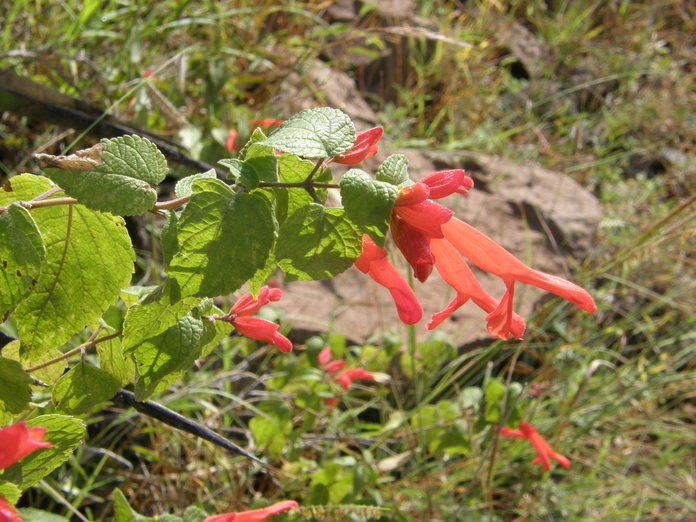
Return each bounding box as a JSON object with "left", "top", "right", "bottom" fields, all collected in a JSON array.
[
  {"left": 203, "top": 500, "right": 299, "bottom": 522},
  {"left": 390, "top": 169, "right": 595, "bottom": 339},
  {"left": 354, "top": 235, "right": 423, "bottom": 325},
  {"left": 440, "top": 218, "right": 596, "bottom": 338},
  {"left": 0, "top": 422, "right": 51, "bottom": 470},
  {"left": 427, "top": 238, "right": 526, "bottom": 339},
  {"left": 333, "top": 127, "right": 383, "bottom": 165},
  {"left": 499, "top": 421, "right": 570, "bottom": 471},
  {"left": 0, "top": 496, "right": 20, "bottom": 521},
  {"left": 250, "top": 118, "right": 283, "bottom": 128},
  {"left": 335, "top": 368, "right": 375, "bottom": 390},
  {"left": 226, "top": 129, "right": 239, "bottom": 153},
  {"left": 208, "top": 287, "right": 292, "bottom": 353}
]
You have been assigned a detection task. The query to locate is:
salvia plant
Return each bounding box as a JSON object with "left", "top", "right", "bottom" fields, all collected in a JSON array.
[{"left": 0, "top": 107, "right": 594, "bottom": 520}]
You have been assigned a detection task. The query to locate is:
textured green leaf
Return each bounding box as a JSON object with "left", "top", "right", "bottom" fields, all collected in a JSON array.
[
  {"left": 95, "top": 335, "right": 134, "bottom": 387},
  {"left": 17, "top": 508, "right": 70, "bottom": 522},
  {"left": 51, "top": 361, "right": 121, "bottom": 414},
  {"left": 0, "top": 341, "right": 66, "bottom": 387},
  {"left": 221, "top": 156, "right": 278, "bottom": 189},
  {"left": 182, "top": 506, "right": 207, "bottom": 522},
  {"left": 0, "top": 482, "right": 20, "bottom": 505},
  {"left": 129, "top": 313, "right": 217, "bottom": 400},
  {"left": 0, "top": 414, "right": 85, "bottom": 491},
  {"left": 42, "top": 135, "right": 168, "bottom": 215},
  {"left": 0, "top": 205, "right": 45, "bottom": 319},
  {"left": 123, "top": 279, "right": 200, "bottom": 351},
  {"left": 261, "top": 107, "right": 355, "bottom": 158},
  {"left": 174, "top": 169, "right": 217, "bottom": 198},
  {"left": 0, "top": 357, "right": 32, "bottom": 414},
  {"left": 276, "top": 204, "right": 361, "bottom": 281},
  {"left": 1, "top": 175, "right": 134, "bottom": 355},
  {"left": 340, "top": 168, "right": 397, "bottom": 244},
  {"left": 266, "top": 155, "right": 331, "bottom": 225},
  {"left": 376, "top": 153, "right": 410, "bottom": 186},
  {"left": 160, "top": 211, "right": 179, "bottom": 270},
  {"left": 249, "top": 250, "right": 277, "bottom": 296},
  {"left": 168, "top": 179, "right": 276, "bottom": 298}
]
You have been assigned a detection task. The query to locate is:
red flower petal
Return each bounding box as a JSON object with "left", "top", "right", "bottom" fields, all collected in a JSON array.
[
  {"left": 500, "top": 422, "right": 571, "bottom": 471},
  {"left": 355, "top": 235, "right": 423, "bottom": 325},
  {"left": 231, "top": 286, "right": 283, "bottom": 317},
  {"left": 390, "top": 216, "right": 435, "bottom": 283},
  {"left": 318, "top": 347, "right": 333, "bottom": 366},
  {"left": 250, "top": 118, "right": 283, "bottom": 128},
  {"left": 333, "top": 127, "right": 383, "bottom": 165},
  {"left": 442, "top": 218, "right": 596, "bottom": 313},
  {"left": 393, "top": 199, "right": 453, "bottom": 239},
  {"left": 394, "top": 183, "right": 430, "bottom": 207},
  {"left": 324, "top": 360, "right": 346, "bottom": 375},
  {"left": 427, "top": 239, "right": 526, "bottom": 339},
  {"left": 232, "top": 316, "right": 292, "bottom": 353},
  {"left": 0, "top": 422, "right": 51, "bottom": 470},
  {"left": 226, "top": 129, "right": 238, "bottom": 153},
  {"left": 204, "top": 500, "right": 299, "bottom": 522},
  {"left": 0, "top": 495, "right": 20, "bottom": 521},
  {"left": 420, "top": 170, "right": 473, "bottom": 198}
]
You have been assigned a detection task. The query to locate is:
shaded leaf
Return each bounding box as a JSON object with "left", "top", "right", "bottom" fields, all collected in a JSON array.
[
  {"left": 52, "top": 361, "right": 121, "bottom": 414},
  {"left": 276, "top": 204, "right": 361, "bottom": 281}
]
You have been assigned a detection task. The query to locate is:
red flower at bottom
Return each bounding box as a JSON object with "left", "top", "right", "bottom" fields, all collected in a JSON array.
[
  {"left": 354, "top": 235, "right": 423, "bottom": 325},
  {"left": 207, "top": 287, "right": 292, "bottom": 353},
  {"left": 203, "top": 500, "right": 298, "bottom": 522},
  {"left": 499, "top": 421, "right": 570, "bottom": 471},
  {"left": 0, "top": 496, "right": 20, "bottom": 521},
  {"left": 0, "top": 422, "right": 51, "bottom": 470}
]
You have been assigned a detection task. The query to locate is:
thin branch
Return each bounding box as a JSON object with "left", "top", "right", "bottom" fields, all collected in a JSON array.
[
  {"left": 154, "top": 195, "right": 190, "bottom": 210},
  {"left": 25, "top": 330, "right": 122, "bottom": 373}
]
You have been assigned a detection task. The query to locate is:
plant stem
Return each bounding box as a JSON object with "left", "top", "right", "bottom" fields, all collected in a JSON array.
[{"left": 25, "top": 330, "right": 122, "bottom": 373}]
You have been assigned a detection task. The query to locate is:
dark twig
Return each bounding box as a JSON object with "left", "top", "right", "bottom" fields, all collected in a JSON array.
[{"left": 113, "top": 389, "right": 266, "bottom": 466}]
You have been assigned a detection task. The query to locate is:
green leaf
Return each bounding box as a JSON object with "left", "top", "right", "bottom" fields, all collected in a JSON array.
[
  {"left": 484, "top": 379, "right": 505, "bottom": 423},
  {"left": 339, "top": 168, "right": 397, "bottom": 244},
  {"left": 0, "top": 204, "right": 45, "bottom": 319},
  {"left": 51, "top": 361, "right": 121, "bottom": 414},
  {"left": 174, "top": 169, "right": 217, "bottom": 198},
  {"left": 113, "top": 488, "right": 152, "bottom": 522},
  {"left": 0, "top": 357, "right": 32, "bottom": 414},
  {"left": 129, "top": 312, "right": 218, "bottom": 400},
  {"left": 0, "top": 414, "right": 86, "bottom": 491},
  {"left": 376, "top": 154, "right": 410, "bottom": 186},
  {"left": 261, "top": 107, "right": 355, "bottom": 158},
  {"left": 0, "top": 482, "right": 21, "bottom": 504},
  {"left": 0, "top": 175, "right": 134, "bottom": 355},
  {"left": 182, "top": 506, "right": 208, "bottom": 522},
  {"left": 221, "top": 156, "right": 278, "bottom": 189},
  {"left": 168, "top": 179, "right": 276, "bottom": 298},
  {"left": 96, "top": 335, "right": 134, "bottom": 386},
  {"left": 160, "top": 211, "right": 179, "bottom": 270},
  {"left": 276, "top": 204, "right": 361, "bottom": 281},
  {"left": 42, "top": 135, "right": 168, "bottom": 216},
  {"left": 249, "top": 250, "right": 277, "bottom": 296},
  {"left": 17, "top": 509, "right": 70, "bottom": 521},
  {"left": 123, "top": 279, "right": 200, "bottom": 351},
  {"left": 0, "top": 340, "right": 66, "bottom": 387},
  {"left": 266, "top": 155, "right": 330, "bottom": 225}
]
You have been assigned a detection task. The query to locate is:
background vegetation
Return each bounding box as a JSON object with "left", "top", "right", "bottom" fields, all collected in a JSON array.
[{"left": 1, "top": 0, "right": 693, "bottom": 520}]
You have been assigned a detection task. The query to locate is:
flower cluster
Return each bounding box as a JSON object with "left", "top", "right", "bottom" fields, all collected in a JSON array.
[
  {"left": 349, "top": 138, "right": 596, "bottom": 338},
  {"left": 207, "top": 286, "right": 292, "bottom": 353},
  {"left": 204, "top": 500, "right": 298, "bottom": 522},
  {"left": 498, "top": 421, "right": 570, "bottom": 471},
  {"left": 0, "top": 422, "right": 52, "bottom": 521},
  {"left": 318, "top": 347, "right": 375, "bottom": 393}
]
